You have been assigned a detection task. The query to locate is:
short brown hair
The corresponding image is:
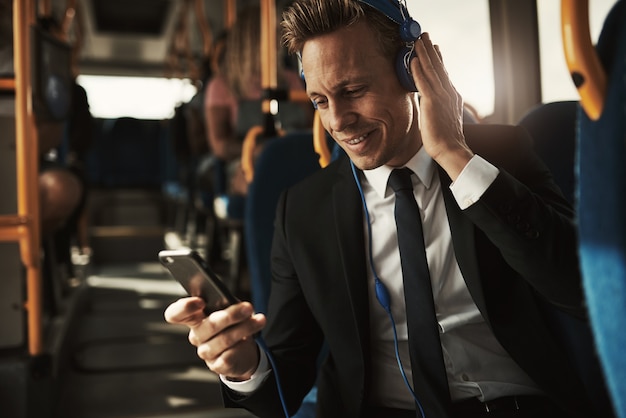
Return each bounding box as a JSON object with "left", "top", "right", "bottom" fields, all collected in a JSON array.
[{"left": 281, "top": 0, "right": 401, "bottom": 61}]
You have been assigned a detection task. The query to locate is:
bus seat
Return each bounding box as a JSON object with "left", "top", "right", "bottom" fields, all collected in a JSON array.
[
  {"left": 211, "top": 190, "right": 246, "bottom": 293},
  {"left": 462, "top": 103, "right": 481, "bottom": 124},
  {"left": 517, "top": 100, "right": 578, "bottom": 204},
  {"left": 86, "top": 117, "right": 164, "bottom": 188},
  {"left": 244, "top": 131, "right": 320, "bottom": 417},
  {"left": 244, "top": 131, "right": 320, "bottom": 314},
  {"left": 237, "top": 99, "right": 310, "bottom": 141},
  {"left": 576, "top": 1, "right": 626, "bottom": 417},
  {"left": 516, "top": 99, "right": 618, "bottom": 416}
]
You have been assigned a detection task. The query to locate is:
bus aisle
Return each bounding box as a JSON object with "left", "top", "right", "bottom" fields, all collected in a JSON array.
[{"left": 51, "top": 248, "right": 255, "bottom": 418}]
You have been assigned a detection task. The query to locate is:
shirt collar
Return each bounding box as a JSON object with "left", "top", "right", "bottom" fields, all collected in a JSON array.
[{"left": 362, "top": 146, "right": 435, "bottom": 199}]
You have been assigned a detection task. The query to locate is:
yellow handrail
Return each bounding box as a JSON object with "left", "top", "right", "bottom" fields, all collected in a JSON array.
[
  {"left": 12, "top": 0, "right": 43, "bottom": 356},
  {"left": 261, "top": 0, "right": 277, "bottom": 117},
  {"left": 241, "top": 125, "right": 287, "bottom": 183},
  {"left": 312, "top": 111, "right": 330, "bottom": 168},
  {"left": 241, "top": 126, "right": 265, "bottom": 183},
  {"left": 561, "top": 0, "right": 607, "bottom": 120},
  {"left": 0, "top": 78, "right": 16, "bottom": 91},
  {"left": 225, "top": 0, "right": 237, "bottom": 29}
]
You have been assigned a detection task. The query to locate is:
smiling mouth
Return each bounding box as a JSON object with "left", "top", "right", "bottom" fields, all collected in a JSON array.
[{"left": 345, "top": 132, "right": 369, "bottom": 145}]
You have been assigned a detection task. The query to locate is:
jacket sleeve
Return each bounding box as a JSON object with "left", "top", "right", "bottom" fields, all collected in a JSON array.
[{"left": 461, "top": 124, "right": 584, "bottom": 314}]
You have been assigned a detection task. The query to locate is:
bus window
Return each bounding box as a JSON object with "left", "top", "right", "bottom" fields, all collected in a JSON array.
[
  {"left": 77, "top": 75, "right": 197, "bottom": 119},
  {"left": 407, "top": 0, "right": 494, "bottom": 120},
  {"left": 537, "top": 0, "right": 616, "bottom": 104}
]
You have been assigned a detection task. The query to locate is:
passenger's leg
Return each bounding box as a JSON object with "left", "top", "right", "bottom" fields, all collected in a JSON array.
[{"left": 39, "top": 168, "right": 83, "bottom": 236}]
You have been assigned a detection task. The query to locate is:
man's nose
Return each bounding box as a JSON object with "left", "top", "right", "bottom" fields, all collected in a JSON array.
[{"left": 327, "top": 102, "right": 357, "bottom": 133}]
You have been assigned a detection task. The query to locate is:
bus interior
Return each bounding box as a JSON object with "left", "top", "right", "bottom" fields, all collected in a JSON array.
[{"left": 0, "top": 0, "right": 624, "bottom": 417}]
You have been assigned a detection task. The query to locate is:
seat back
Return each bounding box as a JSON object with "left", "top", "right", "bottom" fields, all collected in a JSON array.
[
  {"left": 518, "top": 101, "right": 578, "bottom": 204},
  {"left": 244, "top": 131, "right": 322, "bottom": 417},
  {"left": 516, "top": 99, "right": 615, "bottom": 416},
  {"left": 244, "top": 131, "right": 320, "bottom": 314},
  {"left": 576, "top": 2, "right": 626, "bottom": 417}
]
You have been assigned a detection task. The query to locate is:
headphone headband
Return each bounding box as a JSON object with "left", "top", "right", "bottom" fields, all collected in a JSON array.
[
  {"left": 358, "top": 0, "right": 407, "bottom": 25},
  {"left": 358, "top": 0, "right": 421, "bottom": 40}
]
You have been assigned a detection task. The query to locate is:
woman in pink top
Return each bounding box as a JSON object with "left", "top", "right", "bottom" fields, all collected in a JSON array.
[{"left": 204, "top": 4, "right": 310, "bottom": 194}]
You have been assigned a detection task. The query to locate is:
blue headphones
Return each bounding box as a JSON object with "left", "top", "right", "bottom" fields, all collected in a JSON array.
[
  {"left": 359, "top": 0, "right": 422, "bottom": 92},
  {"left": 299, "top": 0, "right": 422, "bottom": 93}
]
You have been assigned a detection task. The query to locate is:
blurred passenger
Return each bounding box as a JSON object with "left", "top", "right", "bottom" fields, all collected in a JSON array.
[
  {"left": 0, "top": 8, "right": 86, "bottom": 240},
  {"left": 0, "top": 6, "right": 89, "bottom": 309},
  {"left": 194, "top": 31, "right": 229, "bottom": 199},
  {"left": 37, "top": 15, "right": 94, "bottom": 293},
  {"left": 32, "top": 16, "right": 90, "bottom": 242},
  {"left": 203, "top": 4, "right": 309, "bottom": 196}
]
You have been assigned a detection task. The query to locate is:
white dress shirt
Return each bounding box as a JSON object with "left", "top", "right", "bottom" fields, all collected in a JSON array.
[
  {"left": 363, "top": 148, "right": 542, "bottom": 408},
  {"left": 223, "top": 149, "right": 543, "bottom": 407}
]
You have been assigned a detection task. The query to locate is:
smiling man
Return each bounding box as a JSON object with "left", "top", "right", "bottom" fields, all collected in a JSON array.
[{"left": 164, "top": 1, "right": 598, "bottom": 417}]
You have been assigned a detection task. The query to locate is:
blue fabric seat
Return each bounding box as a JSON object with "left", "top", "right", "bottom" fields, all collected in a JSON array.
[
  {"left": 577, "top": 2, "right": 626, "bottom": 417},
  {"left": 86, "top": 117, "right": 167, "bottom": 188},
  {"left": 244, "top": 131, "right": 322, "bottom": 418},
  {"left": 517, "top": 100, "right": 615, "bottom": 417},
  {"left": 244, "top": 132, "right": 321, "bottom": 314}
]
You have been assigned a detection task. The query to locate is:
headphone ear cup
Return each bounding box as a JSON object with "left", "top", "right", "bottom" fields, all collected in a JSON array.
[
  {"left": 399, "top": 17, "right": 422, "bottom": 42},
  {"left": 396, "top": 46, "right": 418, "bottom": 92}
]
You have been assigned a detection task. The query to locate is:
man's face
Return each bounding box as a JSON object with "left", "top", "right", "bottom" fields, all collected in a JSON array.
[{"left": 301, "top": 20, "right": 420, "bottom": 170}]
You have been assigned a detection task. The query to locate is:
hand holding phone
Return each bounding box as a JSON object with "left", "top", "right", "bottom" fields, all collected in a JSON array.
[{"left": 159, "top": 249, "right": 239, "bottom": 315}]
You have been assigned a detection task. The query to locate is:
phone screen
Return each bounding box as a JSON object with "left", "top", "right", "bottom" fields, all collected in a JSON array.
[{"left": 159, "top": 249, "right": 239, "bottom": 314}]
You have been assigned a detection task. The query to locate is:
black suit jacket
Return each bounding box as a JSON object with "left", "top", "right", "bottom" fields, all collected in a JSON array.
[{"left": 224, "top": 124, "right": 595, "bottom": 418}]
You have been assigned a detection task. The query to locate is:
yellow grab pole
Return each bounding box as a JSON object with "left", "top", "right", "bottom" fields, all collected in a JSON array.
[
  {"left": 260, "top": 0, "right": 277, "bottom": 115},
  {"left": 561, "top": 0, "right": 606, "bottom": 120},
  {"left": 14, "top": 0, "right": 43, "bottom": 356},
  {"left": 225, "top": 0, "right": 237, "bottom": 29}
]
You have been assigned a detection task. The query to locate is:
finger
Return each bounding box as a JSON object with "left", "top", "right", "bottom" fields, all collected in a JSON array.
[
  {"left": 422, "top": 35, "right": 457, "bottom": 94},
  {"left": 420, "top": 33, "right": 444, "bottom": 70},
  {"left": 202, "top": 333, "right": 261, "bottom": 378},
  {"left": 416, "top": 33, "right": 455, "bottom": 91},
  {"left": 413, "top": 34, "right": 459, "bottom": 105},
  {"left": 189, "top": 301, "right": 256, "bottom": 345},
  {"left": 197, "top": 312, "right": 266, "bottom": 363},
  {"left": 432, "top": 43, "right": 456, "bottom": 94},
  {"left": 411, "top": 34, "right": 441, "bottom": 95},
  {"left": 434, "top": 44, "right": 443, "bottom": 62},
  {"left": 164, "top": 297, "right": 207, "bottom": 327}
]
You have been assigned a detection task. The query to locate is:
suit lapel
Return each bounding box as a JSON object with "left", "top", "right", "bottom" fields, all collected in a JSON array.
[
  {"left": 437, "top": 166, "right": 490, "bottom": 323},
  {"left": 331, "top": 159, "right": 372, "bottom": 356},
  {"left": 331, "top": 162, "right": 490, "bottom": 336}
]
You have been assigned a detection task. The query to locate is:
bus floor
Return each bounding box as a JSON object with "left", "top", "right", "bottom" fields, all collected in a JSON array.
[{"left": 51, "top": 258, "right": 255, "bottom": 418}]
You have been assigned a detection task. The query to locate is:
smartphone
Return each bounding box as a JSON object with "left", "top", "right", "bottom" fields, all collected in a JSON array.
[{"left": 159, "top": 249, "right": 239, "bottom": 315}]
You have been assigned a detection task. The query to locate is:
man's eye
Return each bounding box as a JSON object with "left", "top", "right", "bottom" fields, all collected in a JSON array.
[
  {"left": 312, "top": 98, "right": 327, "bottom": 108},
  {"left": 345, "top": 87, "right": 364, "bottom": 97}
]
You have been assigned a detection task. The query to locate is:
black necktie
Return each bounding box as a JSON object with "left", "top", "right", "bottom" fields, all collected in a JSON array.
[{"left": 388, "top": 168, "right": 451, "bottom": 417}]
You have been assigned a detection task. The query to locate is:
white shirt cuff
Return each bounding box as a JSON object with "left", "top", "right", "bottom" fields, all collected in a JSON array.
[
  {"left": 219, "top": 343, "right": 272, "bottom": 394},
  {"left": 450, "top": 155, "right": 499, "bottom": 210}
]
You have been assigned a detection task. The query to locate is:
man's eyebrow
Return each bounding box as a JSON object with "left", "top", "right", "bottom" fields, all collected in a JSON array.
[{"left": 307, "top": 78, "right": 365, "bottom": 97}]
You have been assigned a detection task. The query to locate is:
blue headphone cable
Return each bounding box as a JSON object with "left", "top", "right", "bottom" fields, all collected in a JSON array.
[
  {"left": 255, "top": 335, "right": 291, "bottom": 418},
  {"left": 350, "top": 161, "right": 427, "bottom": 418},
  {"left": 249, "top": 162, "right": 428, "bottom": 418}
]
